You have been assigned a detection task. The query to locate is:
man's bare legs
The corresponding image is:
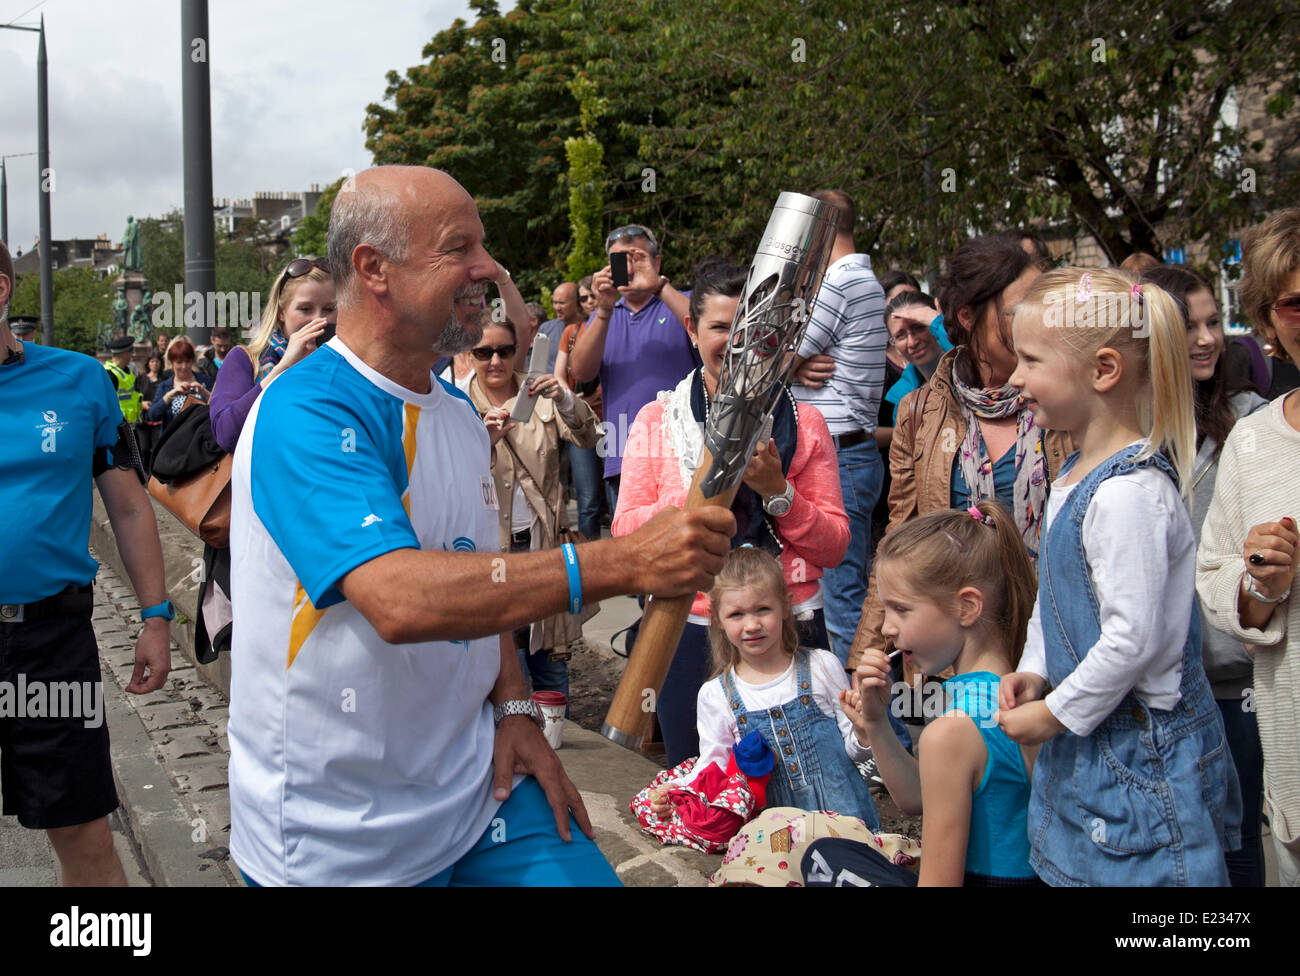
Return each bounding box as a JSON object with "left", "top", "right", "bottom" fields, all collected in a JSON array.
[{"left": 47, "top": 816, "right": 127, "bottom": 886}]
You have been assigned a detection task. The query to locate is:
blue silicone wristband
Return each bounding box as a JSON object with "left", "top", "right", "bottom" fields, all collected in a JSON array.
[
  {"left": 140, "top": 600, "right": 175, "bottom": 622},
  {"left": 561, "top": 543, "right": 582, "bottom": 615}
]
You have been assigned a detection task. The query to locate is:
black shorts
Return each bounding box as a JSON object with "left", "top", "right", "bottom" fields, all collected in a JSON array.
[{"left": 0, "top": 613, "right": 119, "bottom": 829}]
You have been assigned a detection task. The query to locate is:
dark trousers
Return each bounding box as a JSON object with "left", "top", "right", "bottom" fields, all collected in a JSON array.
[
  {"left": 1218, "top": 697, "right": 1264, "bottom": 886},
  {"left": 565, "top": 442, "right": 604, "bottom": 540}
]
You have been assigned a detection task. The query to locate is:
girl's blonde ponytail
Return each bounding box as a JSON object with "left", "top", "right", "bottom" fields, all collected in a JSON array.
[{"left": 1133, "top": 283, "right": 1195, "bottom": 494}]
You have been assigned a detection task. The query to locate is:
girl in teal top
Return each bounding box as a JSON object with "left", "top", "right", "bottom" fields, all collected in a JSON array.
[{"left": 839, "top": 501, "right": 1042, "bottom": 885}]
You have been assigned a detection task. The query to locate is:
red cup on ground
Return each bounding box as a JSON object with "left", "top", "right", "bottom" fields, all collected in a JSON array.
[{"left": 531, "top": 691, "right": 567, "bottom": 749}]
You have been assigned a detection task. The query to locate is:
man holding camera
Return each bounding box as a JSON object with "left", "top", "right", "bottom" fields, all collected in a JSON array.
[
  {"left": 0, "top": 241, "right": 171, "bottom": 885},
  {"left": 566, "top": 226, "right": 695, "bottom": 515}
]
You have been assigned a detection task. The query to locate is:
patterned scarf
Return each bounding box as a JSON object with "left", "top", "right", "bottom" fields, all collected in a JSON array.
[
  {"left": 257, "top": 331, "right": 288, "bottom": 381},
  {"left": 950, "top": 347, "right": 1048, "bottom": 560}
]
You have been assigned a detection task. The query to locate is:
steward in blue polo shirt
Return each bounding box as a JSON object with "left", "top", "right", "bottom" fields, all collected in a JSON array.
[{"left": 0, "top": 241, "right": 171, "bottom": 885}]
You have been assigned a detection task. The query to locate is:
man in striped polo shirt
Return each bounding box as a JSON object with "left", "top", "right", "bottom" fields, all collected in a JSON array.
[{"left": 791, "top": 189, "right": 889, "bottom": 666}]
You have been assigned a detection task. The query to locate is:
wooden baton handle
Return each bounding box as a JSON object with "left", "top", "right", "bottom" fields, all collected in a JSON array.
[{"left": 601, "top": 443, "right": 742, "bottom": 748}]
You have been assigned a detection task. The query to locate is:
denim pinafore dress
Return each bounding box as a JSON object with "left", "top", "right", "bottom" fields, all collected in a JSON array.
[
  {"left": 1030, "top": 445, "right": 1241, "bottom": 886},
  {"left": 720, "top": 653, "right": 880, "bottom": 830}
]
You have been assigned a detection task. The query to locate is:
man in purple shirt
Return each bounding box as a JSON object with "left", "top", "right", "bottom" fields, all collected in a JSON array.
[{"left": 567, "top": 225, "right": 696, "bottom": 515}]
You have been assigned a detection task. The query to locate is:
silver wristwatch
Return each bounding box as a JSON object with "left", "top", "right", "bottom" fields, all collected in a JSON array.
[
  {"left": 493, "top": 699, "right": 544, "bottom": 729},
  {"left": 1243, "top": 573, "right": 1291, "bottom": 605},
  {"left": 763, "top": 480, "right": 795, "bottom": 517}
]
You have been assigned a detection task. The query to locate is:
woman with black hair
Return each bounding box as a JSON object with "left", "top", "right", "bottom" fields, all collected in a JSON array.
[
  {"left": 612, "top": 258, "right": 849, "bottom": 765},
  {"left": 1143, "top": 264, "right": 1267, "bottom": 887}
]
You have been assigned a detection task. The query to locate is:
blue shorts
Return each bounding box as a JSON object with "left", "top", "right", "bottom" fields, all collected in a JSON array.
[{"left": 239, "top": 777, "right": 621, "bottom": 887}]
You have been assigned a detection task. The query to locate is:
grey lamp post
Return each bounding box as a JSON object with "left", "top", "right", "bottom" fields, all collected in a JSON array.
[
  {"left": 1, "top": 16, "right": 53, "bottom": 347},
  {"left": 181, "top": 0, "right": 215, "bottom": 346}
]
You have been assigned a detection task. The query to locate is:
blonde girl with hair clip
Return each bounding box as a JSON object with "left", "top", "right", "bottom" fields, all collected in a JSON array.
[
  {"left": 996, "top": 267, "right": 1240, "bottom": 886},
  {"left": 829, "top": 500, "right": 1042, "bottom": 886},
  {"left": 210, "top": 257, "right": 335, "bottom": 454},
  {"left": 649, "top": 547, "right": 880, "bottom": 829}
]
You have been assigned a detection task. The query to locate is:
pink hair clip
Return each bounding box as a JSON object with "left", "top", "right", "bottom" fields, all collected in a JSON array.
[
  {"left": 1130, "top": 282, "right": 1144, "bottom": 305},
  {"left": 967, "top": 505, "right": 993, "bottom": 526},
  {"left": 1076, "top": 272, "right": 1092, "bottom": 303}
]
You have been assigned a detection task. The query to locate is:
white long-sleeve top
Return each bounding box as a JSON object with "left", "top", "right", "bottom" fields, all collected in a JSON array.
[
  {"left": 1020, "top": 458, "right": 1195, "bottom": 737},
  {"left": 670, "top": 648, "right": 870, "bottom": 787},
  {"left": 1196, "top": 394, "right": 1300, "bottom": 852}
]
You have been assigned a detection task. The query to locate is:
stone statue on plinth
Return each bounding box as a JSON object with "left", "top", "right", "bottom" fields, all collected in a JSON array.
[
  {"left": 130, "top": 289, "right": 153, "bottom": 342},
  {"left": 122, "top": 215, "right": 142, "bottom": 272},
  {"left": 112, "top": 294, "right": 129, "bottom": 335}
]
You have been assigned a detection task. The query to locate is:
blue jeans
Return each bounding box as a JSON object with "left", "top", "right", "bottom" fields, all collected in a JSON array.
[
  {"left": 1217, "top": 697, "right": 1264, "bottom": 887},
  {"left": 604, "top": 475, "right": 621, "bottom": 527},
  {"left": 658, "top": 621, "right": 713, "bottom": 767},
  {"left": 566, "top": 442, "right": 604, "bottom": 541},
  {"left": 822, "top": 439, "right": 884, "bottom": 666},
  {"left": 517, "top": 646, "right": 569, "bottom": 703}
]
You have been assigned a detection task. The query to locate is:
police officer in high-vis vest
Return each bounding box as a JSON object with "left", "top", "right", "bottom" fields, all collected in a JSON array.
[
  {"left": 104, "top": 335, "right": 143, "bottom": 423},
  {"left": 1, "top": 241, "right": 171, "bottom": 886}
]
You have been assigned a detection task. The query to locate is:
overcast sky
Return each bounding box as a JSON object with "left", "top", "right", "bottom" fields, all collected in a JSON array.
[{"left": 0, "top": 0, "right": 489, "bottom": 254}]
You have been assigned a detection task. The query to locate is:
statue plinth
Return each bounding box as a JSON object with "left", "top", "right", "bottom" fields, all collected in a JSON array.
[{"left": 114, "top": 272, "right": 153, "bottom": 344}]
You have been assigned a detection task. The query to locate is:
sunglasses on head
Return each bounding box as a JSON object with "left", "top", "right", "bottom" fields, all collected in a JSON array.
[
  {"left": 605, "top": 225, "right": 659, "bottom": 253},
  {"left": 281, "top": 257, "right": 330, "bottom": 282},
  {"left": 470, "top": 344, "right": 517, "bottom": 362},
  {"left": 1272, "top": 296, "right": 1300, "bottom": 324}
]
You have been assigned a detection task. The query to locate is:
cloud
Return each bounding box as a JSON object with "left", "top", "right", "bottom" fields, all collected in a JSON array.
[{"left": 0, "top": 0, "right": 480, "bottom": 250}]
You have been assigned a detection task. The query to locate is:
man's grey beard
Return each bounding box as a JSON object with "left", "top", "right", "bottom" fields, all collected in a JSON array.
[
  {"left": 435, "top": 291, "right": 487, "bottom": 354},
  {"left": 434, "top": 306, "right": 475, "bottom": 354}
]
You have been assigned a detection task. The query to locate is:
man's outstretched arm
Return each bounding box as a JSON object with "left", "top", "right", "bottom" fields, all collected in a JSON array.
[{"left": 338, "top": 506, "right": 735, "bottom": 645}]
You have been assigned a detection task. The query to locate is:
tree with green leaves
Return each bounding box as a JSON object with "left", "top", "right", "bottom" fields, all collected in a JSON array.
[
  {"left": 10, "top": 266, "right": 113, "bottom": 355},
  {"left": 292, "top": 178, "right": 346, "bottom": 258},
  {"left": 367, "top": 0, "right": 1300, "bottom": 290},
  {"left": 564, "top": 75, "right": 607, "bottom": 281},
  {"left": 138, "top": 210, "right": 276, "bottom": 318},
  {"left": 363, "top": 0, "right": 649, "bottom": 295}
]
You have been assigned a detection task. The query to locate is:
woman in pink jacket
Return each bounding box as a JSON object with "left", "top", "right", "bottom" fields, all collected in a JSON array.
[{"left": 613, "top": 258, "right": 850, "bottom": 764}]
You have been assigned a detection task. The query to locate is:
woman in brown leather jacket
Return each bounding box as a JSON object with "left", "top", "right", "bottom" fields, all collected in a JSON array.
[{"left": 850, "top": 234, "right": 1071, "bottom": 675}]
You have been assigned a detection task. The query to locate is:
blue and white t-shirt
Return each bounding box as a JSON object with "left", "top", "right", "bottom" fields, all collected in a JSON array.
[
  {"left": 0, "top": 343, "right": 123, "bottom": 603},
  {"left": 227, "top": 337, "right": 503, "bottom": 886}
]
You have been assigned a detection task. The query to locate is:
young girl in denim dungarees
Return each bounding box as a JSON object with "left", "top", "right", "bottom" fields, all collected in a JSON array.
[
  {"left": 997, "top": 268, "right": 1241, "bottom": 886},
  {"left": 656, "top": 547, "right": 880, "bottom": 828},
  {"left": 828, "top": 500, "right": 1043, "bottom": 886}
]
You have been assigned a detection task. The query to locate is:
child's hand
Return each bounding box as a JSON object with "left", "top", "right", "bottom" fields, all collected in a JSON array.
[
  {"left": 995, "top": 700, "right": 1066, "bottom": 745},
  {"left": 854, "top": 652, "right": 894, "bottom": 722},
  {"left": 838, "top": 687, "right": 870, "bottom": 742},
  {"left": 649, "top": 785, "right": 673, "bottom": 821},
  {"left": 997, "top": 671, "right": 1047, "bottom": 712},
  {"left": 839, "top": 651, "right": 892, "bottom": 742}
]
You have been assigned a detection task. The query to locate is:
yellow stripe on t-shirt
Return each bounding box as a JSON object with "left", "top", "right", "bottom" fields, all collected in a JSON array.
[
  {"left": 287, "top": 581, "right": 327, "bottom": 670},
  {"left": 401, "top": 403, "right": 420, "bottom": 517}
]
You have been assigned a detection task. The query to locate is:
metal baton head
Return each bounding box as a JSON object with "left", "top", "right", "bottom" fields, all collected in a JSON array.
[{"left": 700, "top": 192, "right": 840, "bottom": 496}]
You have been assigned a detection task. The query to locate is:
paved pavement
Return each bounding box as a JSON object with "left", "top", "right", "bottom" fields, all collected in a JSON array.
[{"left": 0, "top": 526, "right": 712, "bottom": 886}]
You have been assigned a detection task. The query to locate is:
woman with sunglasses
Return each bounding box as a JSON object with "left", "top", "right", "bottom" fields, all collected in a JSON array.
[
  {"left": 467, "top": 319, "right": 600, "bottom": 701},
  {"left": 578, "top": 275, "right": 596, "bottom": 319},
  {"left": 145, "top": 335, "right": 214, "bottom": 432},
  {"left": 1197, "top": 206, "right": 1300, "bottom": 888},
  {"left": 209, "top": 256, "right": 334, "bottom": 454}
]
